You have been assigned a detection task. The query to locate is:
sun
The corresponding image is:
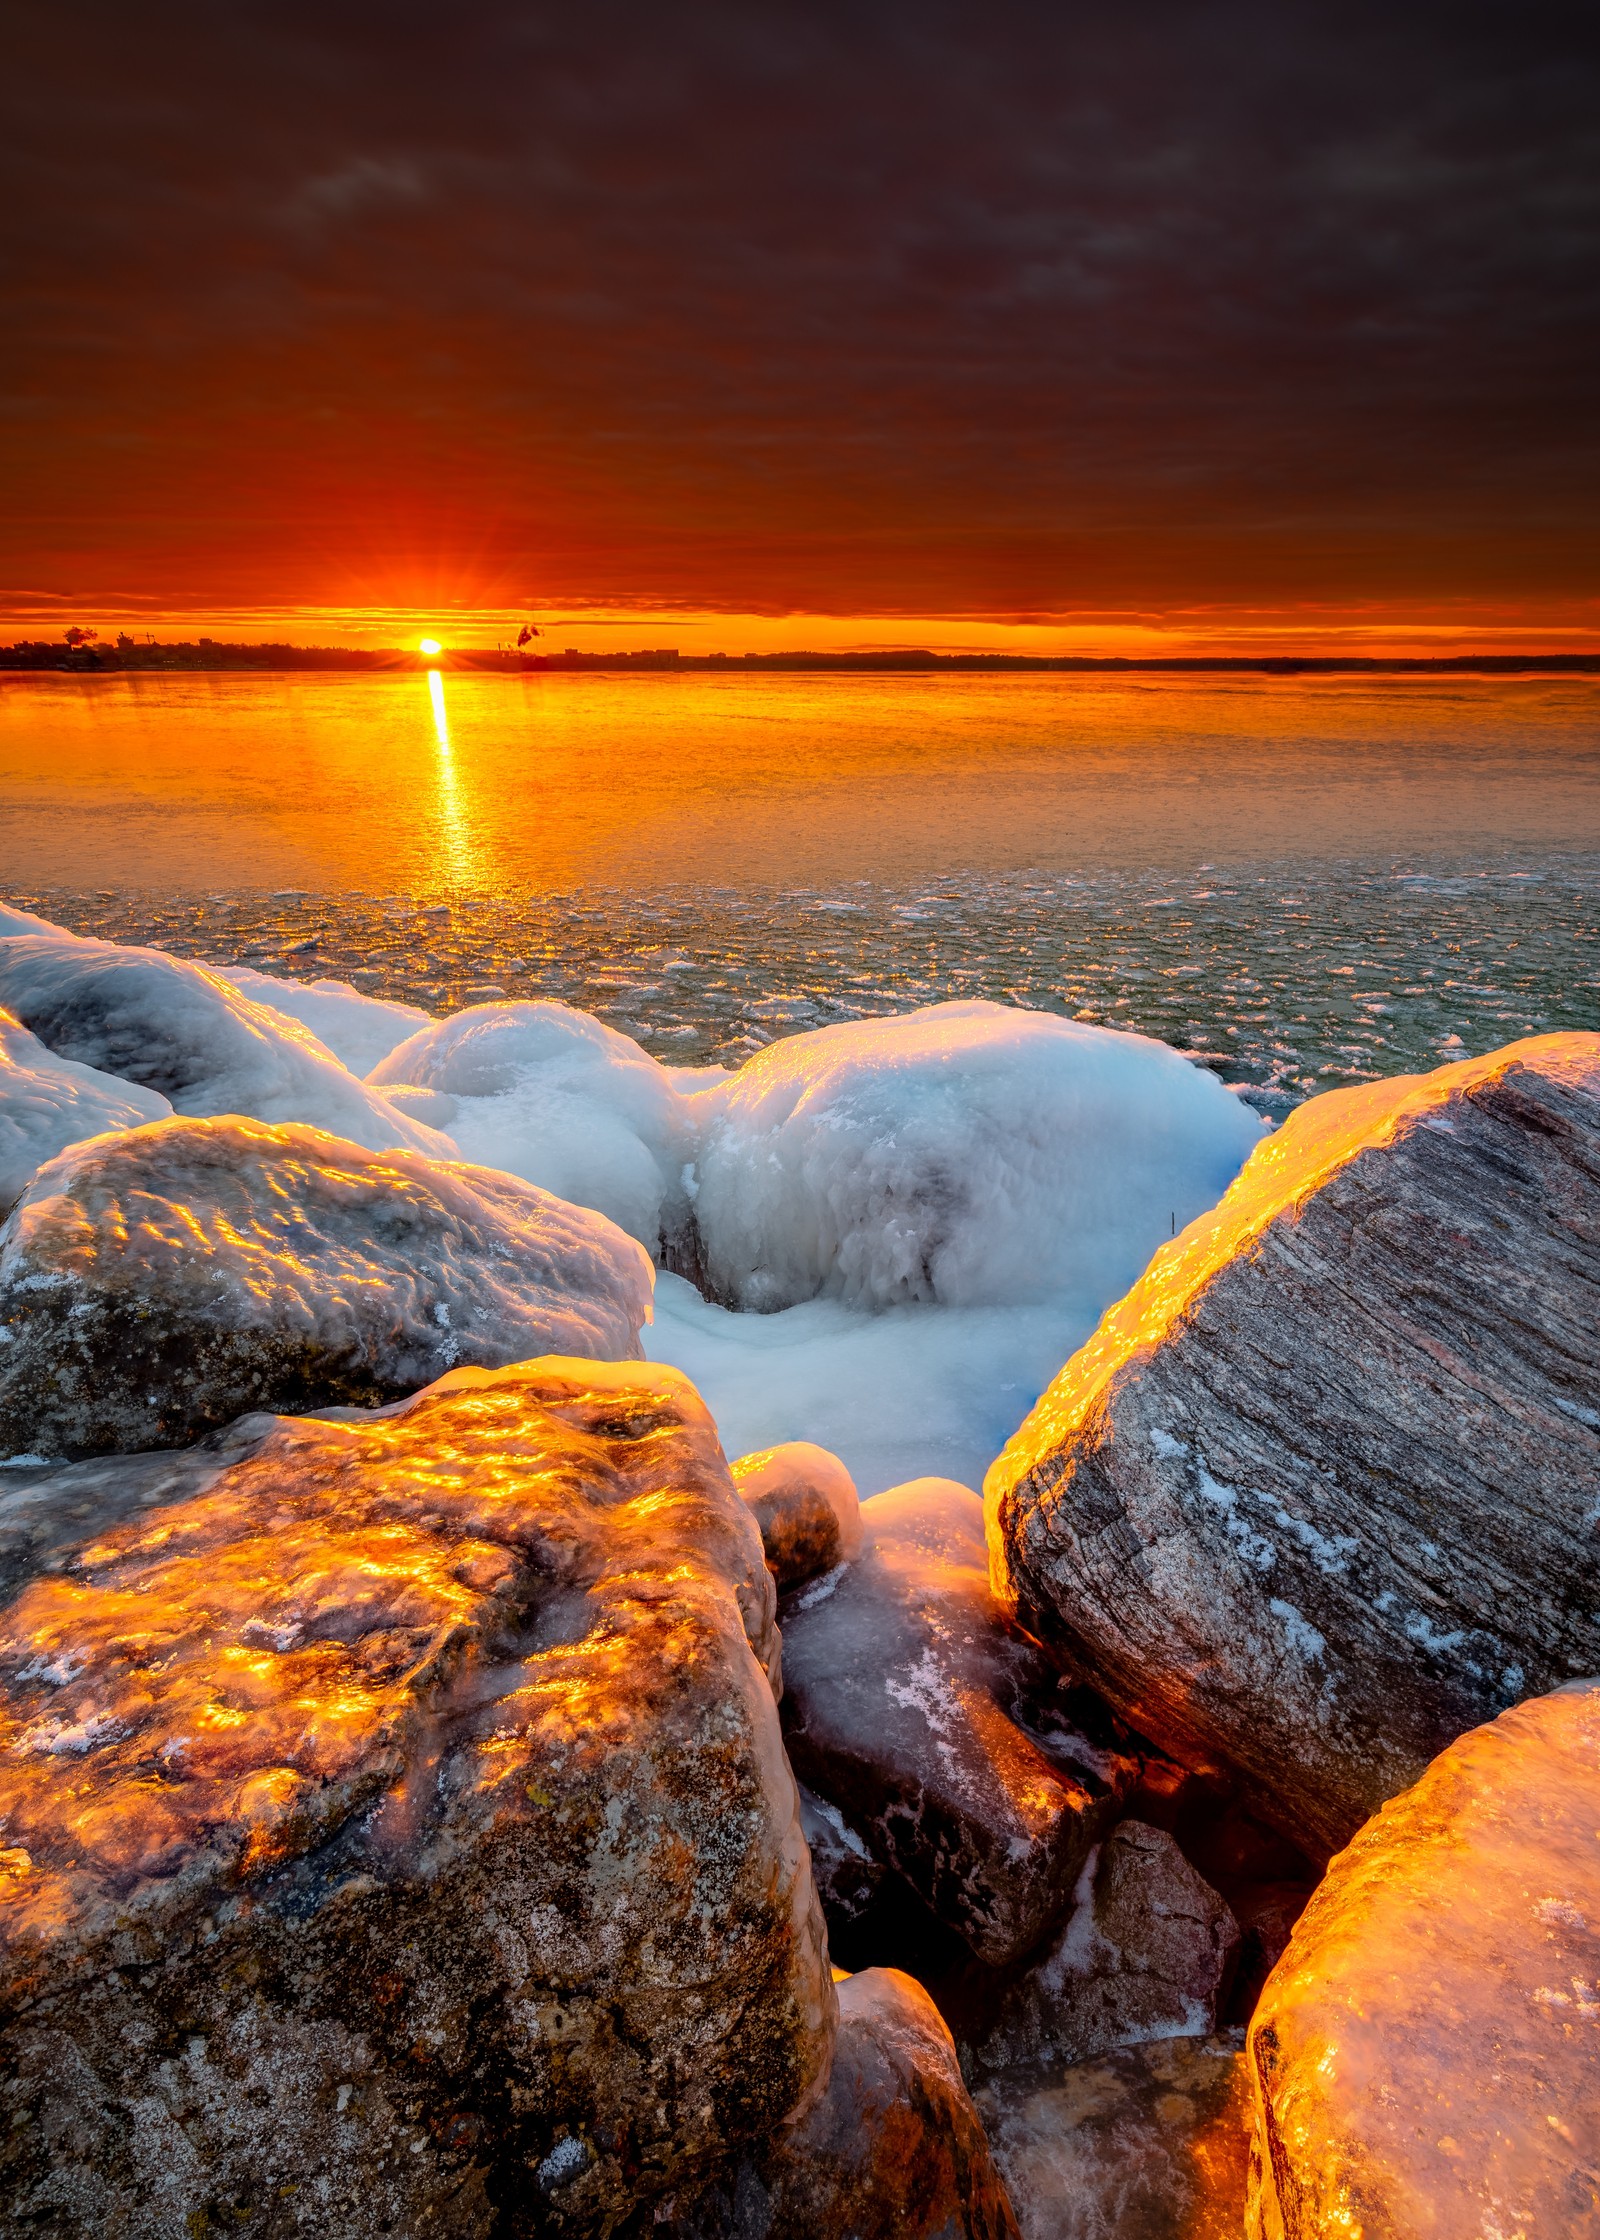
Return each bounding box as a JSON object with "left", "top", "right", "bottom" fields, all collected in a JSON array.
[{"left": 418, "top": 635, "right": 442, "bottom": 657}]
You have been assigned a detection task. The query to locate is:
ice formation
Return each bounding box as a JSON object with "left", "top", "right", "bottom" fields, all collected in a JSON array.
[
  {"left": 216, "top": 965, "right": 430, "bottom": 1076},
  {"left": 0, "top": 1007, "right": 171, "bottom": 1215},
  {"left": 686, "top": 1002, "right": 1264, "bottom": 1313},
  {"left": 369, "top": 999, "right": 694, "bottom": 1251},
  {"left": 0, "top": 933, "right": 453, "bottom": 1157}
]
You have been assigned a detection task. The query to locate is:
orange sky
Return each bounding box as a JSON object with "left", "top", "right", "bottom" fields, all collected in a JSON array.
[{"left": 3, "top": 3, "right": 1597, "bottom": 654}]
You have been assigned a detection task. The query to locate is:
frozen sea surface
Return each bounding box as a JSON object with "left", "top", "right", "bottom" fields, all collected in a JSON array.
[{"left": 9, "top": 859, "right": 1596, "bottom": 1119}]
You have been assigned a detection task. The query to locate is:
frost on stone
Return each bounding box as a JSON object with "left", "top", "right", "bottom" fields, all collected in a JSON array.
[
  {"left": 733, "top": 1440, "right": 864, "bottom": 1589},
  {"left": 0, "top": 932, "right": 453, "bottom": 1156},
  {"left": 988, "top": 1032, "right": 1600, "bottom": 1857},
  {"left": 216, "top": 965, "right": 432, "bottom": 1076},
  {"left": 0, "top": 1116, "right": 655, "bottom": 1458},
  {"left": 0, "top": 1006, "right": 171, "bottom": 1216},
  {"left": 370, "top": 999, "right": 697, "bottom": 1253},
  {"left": 1246, "top": 1678, "right": 1600, "bottom": 2240},
  {"left": 685, "top": 1001, "right": 1263, "bottom": 1314},
  {"left": 780, "top": 1475, "right": 1133, "bottom": 1966},
  {"left": 0, "top": 1359, "right": 832, "bottom": 2234}
]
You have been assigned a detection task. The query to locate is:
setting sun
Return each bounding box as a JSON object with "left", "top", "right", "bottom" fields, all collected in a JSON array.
[{"left": 418, "top": 636, "right": 442, "bottom": 657}]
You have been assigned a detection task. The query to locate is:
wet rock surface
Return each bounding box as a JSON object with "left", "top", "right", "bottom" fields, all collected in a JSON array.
[
  {"left": 989, "top": 1034, "right": 1600, "bottom": 1856},
  {"left": 732, "top": 1440, "right": 863, "bottom": 1589},
  {"left": 0, "top": 1360, "right": 833, "bottom": 2236},
  {"left": 0, "top": 1006, "right": 172, "bottom": 1217},
  {"left": 780, "top": 1477, "right": 1131, "bottom": 1965},
  {"left": 0, "top": 1115, "right": 654, "bottom": 1458},
  {"left": 1247, "top": 1679, "right": 1600, "bottom": 2240},
  {"left": 663, "top": 1967, "right": 1019, "bottom": 2240},
  {"left": 976, "top": 2032, "right": 1251, "bottom": 2240},
  {"left": 974, "top": 1820, "right": 1239, "bottom": 2077}
]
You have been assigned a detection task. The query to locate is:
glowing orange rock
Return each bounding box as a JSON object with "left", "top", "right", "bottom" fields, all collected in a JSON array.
[
  {"left": 1246, "top": 1680, "right": 1600, "bottom": 2239},
  {"left": 988, "top": 1034, "right": 1600, "bottom": 1857},
  {"left": 0, "top": 1114, "right": 654, "bottom": 1458},
  {"left": 0, "top": 1359, "right": 834, "bottom": 2234},
  {"left": 733, "top": 1440, "right": 864, "bottom": 1589}
]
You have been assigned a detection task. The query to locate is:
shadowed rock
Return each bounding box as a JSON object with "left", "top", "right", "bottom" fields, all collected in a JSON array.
[
  {"left": 781, "top": 1477, "right": 1131, "bottom": 1966},
  {"left": 988, "top": 1035, "right": 1600, "bottom": 1856},
  {"left": 1246, "top": 1679, "right": 1600, "bottom": 2240},
  {"left": 0, "top": 1360, "right": 833, "bottom": 2236},
  {"left": 976, "top": 2032, "right": 1251, "bottom": 2240},
  {"left": 0, "top": 1115, "right": 654, "bottom": 1458},
  {"left": 733, "top": 1440, "right": 863, "bottom": 1589}
]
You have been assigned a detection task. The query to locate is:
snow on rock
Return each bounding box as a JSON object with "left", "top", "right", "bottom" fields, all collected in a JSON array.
[
  {"left": 0, "top": 1007, "right": 171, "bottom": 1215},
  {"left": 0, "top": 1116, "right": 654, "bottom": 1458},
  {"left": 0, "top": 933, "right": 453, "bottom": 1156},
  {"left": 988, "top": 1033, "right": 1600, "bottom": 1859},
  {"left": 975, "top": 2032, "right": 1251, "bottom": 2240},
  {"left": 370, "top": 999, "right": 695, "bottom": 1253},
  {"left": 974, "top": 1821, "right": 1239, "bottom": 2077},
  {"left": 733, "top": 1440, "right": 863, "bottom": 1590},
  {"left": 1246, "top": 1679, "right": 1600, "bottom": 2240},
  {"left": 215, "top": 965, "right": 431, "bottom": 1075},
  {"left": 686, "top": 1001, "right": 1263, "bottom": 1314},
  {"left": 667, "top": 1968, "right": 1019, "bottom": 2240},
  {"left": 0, "top": 903, "right": 74, "bottom": 939},
  {"left": 0, "top": 1359, "right": 834, "bottom": 2234},
  {"left": 779, "top": 1477, "right": 1132, "bottom": 1966}
]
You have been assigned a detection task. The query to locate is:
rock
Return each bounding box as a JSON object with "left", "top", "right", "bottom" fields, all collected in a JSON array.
[
  {"left": 975, "top": 2032, "right": 1251, "bottom": 2240},
  {"left": 1246, "top": 1678, "right": 1600, "bottom": 2240},
  {"left": 0, "top": 1115, "right": 655, "bottom": 1458},
  {"left": 665, "top": 1968, "right": 1019, "bottom": 2239},
  {"left": 988, "top": 1034, "right": 1600, "bottom": 1857},
  {"left": 0, "top": 931, "right": 453, "bottom": 1155},
  {"left": 732, "top": 1441, "right": 863, "bottom": 1588},
  {"left": 0, "top": 1359, "right": 834, "bottom": 2235},
  {"left": 798, "top": 1780, "right": 887, "bottom": 1929},
  {"left": 214, "top": 965, "right": 431, "bottom": 1076},
  {"left": 781, "top": 1477, "right": 1131, "bottom": 1966},
  {"left": 974, "top": 1820, "right": 1239, "bottom": 2075},
  {"left": 0, "top": 1005, "right": 171, "bottom": 1215}
]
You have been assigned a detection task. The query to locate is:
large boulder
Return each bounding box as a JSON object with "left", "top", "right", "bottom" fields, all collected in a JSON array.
[
  {"left": 732, "top": 1441, "right": 863, "bottom": 1589},
  {"left": 0, "top": 1360, "right": 835, "bottom": 2236},
  {"left": 976, "top": 2032, "right": 1251, "bottom": 2240},
  {"left": 0, "top": 932, "right": 452, "bottom": 1156},
  {"left": 666, "top": 1968, "right": 1019, "bottom": 2240},
  {"left": 0, "top": 1116, "right": 654, "bottom": 1458},
  {"left": 0, "top": 1006, "right": 171, "bottom": 1215},
  {"left": 780, "top": 1477, "right": 1131, "bottom": 1966},
  {"left": 974, "top": 1820, "right": 1239, "bottom": 2076},
  {"left": 1246, "top": 1678, "right": 1600, "bottom": 2240},
  {"left": 988, "top": 1034, "right": 1600, "bottom": 1857}
]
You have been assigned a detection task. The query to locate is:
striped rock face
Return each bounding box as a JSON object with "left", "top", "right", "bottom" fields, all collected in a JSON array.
[
  {"left": 0, "top": 1360, "right": 835, "bottom": 2238},
  {"left": 987, "top": 1034, "right": 1600, "bottom": 1859},
  {"left": 1246, "top": 1680, "right": 1600, "bottom": 2240}
]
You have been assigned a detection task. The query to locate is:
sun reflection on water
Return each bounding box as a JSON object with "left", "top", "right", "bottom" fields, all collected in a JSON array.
[{"left": 426, "top": 668, "right": 479, "bottom": 887}]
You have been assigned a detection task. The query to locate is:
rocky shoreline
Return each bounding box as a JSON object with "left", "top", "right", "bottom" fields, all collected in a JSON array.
[{"left": 1, "top": 899, "right": 1596, "bottom": 2236}]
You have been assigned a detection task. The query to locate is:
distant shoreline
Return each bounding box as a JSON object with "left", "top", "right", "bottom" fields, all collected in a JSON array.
[{"left": 3, "top": 641, "right": 1599, "bottom": 678}]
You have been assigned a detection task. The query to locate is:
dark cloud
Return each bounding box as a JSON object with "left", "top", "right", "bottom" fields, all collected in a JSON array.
[{"left": 2, "top": 0, "right": 1597, "bottom": 614}]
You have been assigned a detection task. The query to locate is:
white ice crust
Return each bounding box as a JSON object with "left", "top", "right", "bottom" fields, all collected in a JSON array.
[
  {"left": 216, "top": 966, "right": 430, "bottom": 1076},
  {"left": 0, "top": 1008, "right": 173, "bottom": 1216},
  {"left": 0, "top": 934, "right": 454, "bottom": 1159},
  {"left": 369, "top": 1000, "right": 694, "bottom": 1251}
]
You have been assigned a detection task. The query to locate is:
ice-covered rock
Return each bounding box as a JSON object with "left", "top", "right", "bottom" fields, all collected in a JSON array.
[
  {"left": 1247, "top": 1679, "right": 1600, "bottom": 2240},
  {"left": 780, "top": 1477, "right": 1130, "bottom": 1965},
  {"left": 976, "top": 2032, "right": 1251, "bottom": 2240},
  {"left": 974, "top": 1821, "right": 1239, "bottom": 2076},
  {"left": 0, "top": 1117, "right": 654, "bottom": 1458},
  {"left": 668, "top": 1968, "right": 1018, "bottom": 2240},
  {"left": 215, "top": 964, "right": 431, "bottom": 1075},
  {"left": 686, "top": 1002, "right": 1263, "bottom": 1314},
  {"left": 0, "top": 1007, "right": 171, "bottom": 1215},
  {"left": 0, "top": 902, "right": 70, "bottom": 939},
  {"left": 989, "top": 1034, "right": 1600, "bottom": 1857},
  {"left": 798, "top": 1781, "right": 887, "bottom": 1929},
  {"left": 0, "top": 1360, "right": 833, "bottom": 2233},
  {"left": 0, "top": 932, "right": 452, "bottom": 1156},
  {"left": 370, "top": 999, "right": 695, "bottom": 1253},
  {"left": 732, "top": 1440, "right": 863, "bottom": 1589}
]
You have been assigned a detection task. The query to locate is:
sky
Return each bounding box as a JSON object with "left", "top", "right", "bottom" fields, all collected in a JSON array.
[{"left": 3, "top": 1, "right": 1598, "bottom": 651}]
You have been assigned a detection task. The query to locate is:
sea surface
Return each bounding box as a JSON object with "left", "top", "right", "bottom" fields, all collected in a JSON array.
[{"left": 4, "top": 668, "right": 1597, "bottom": 1111}]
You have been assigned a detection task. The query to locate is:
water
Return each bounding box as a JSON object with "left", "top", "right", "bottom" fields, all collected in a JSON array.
[{"left": 4, "top": 669, "right": 1597, "bottom": 1111}]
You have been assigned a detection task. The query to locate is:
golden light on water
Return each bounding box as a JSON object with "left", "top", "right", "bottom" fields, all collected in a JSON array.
[{"left": 425, "top": 666, "right": 479, "bottom": 885}]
